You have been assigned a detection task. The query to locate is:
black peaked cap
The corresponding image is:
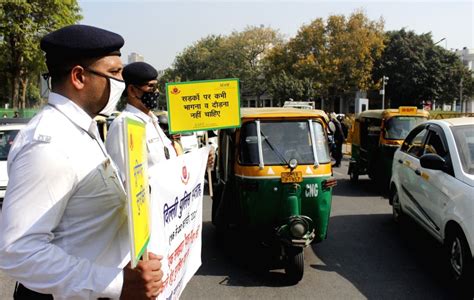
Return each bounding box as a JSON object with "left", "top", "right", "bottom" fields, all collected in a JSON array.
[
  {"left": 123, "top": 62, "right": 158, "bottom": 86},
  {"left": 40, "top": 24, "right": 124, "bottom": 60}
]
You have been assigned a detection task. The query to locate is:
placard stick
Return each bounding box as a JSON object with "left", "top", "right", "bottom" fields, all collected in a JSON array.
[
  {"left": 205, "top": 131, "right": 214, "bottom": 197},
  {"left": 142, "top": 249, "right": 149, "bottom": 261}
]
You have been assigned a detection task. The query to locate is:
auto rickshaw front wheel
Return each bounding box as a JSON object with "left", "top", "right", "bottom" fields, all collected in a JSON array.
[{"left": 285, "top": 246, "right": 304, "bottom": 284}]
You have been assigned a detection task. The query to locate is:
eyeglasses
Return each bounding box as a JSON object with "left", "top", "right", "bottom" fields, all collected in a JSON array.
[{"left": 84, "top": 68, "right": 124, "bottom": 82}]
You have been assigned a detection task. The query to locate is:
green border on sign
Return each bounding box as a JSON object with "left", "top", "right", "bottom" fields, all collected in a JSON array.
[{"left": 165, "top": 78, "right": 241, "bottom": 134}]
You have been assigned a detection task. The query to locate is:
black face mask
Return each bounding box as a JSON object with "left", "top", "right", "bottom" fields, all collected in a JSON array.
[{"left": 141, "top": 91, "right": 159, "bottom": 110}]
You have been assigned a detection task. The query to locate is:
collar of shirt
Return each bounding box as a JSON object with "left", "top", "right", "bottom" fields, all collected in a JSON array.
[
  {"left": 48, "top": 92, "right": 99, "bottom": 140},
  {"left": 124, "top": 104, "right": 154, "bottom": 123}
]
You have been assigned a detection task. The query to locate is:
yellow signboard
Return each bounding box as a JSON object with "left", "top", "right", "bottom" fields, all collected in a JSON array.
[
  {"left": 166, "top": 78, "right": 241, "bottom": 133},
  {"left": 124, "top": 117, "right": 150, "bottom": 268},
  {"left": 399, "top": 106, "right": 418, "bottom": 115}
]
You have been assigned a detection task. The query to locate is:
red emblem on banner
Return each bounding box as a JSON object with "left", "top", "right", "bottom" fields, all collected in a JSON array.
[
  {"left": 170, "top": 87, "right": 180, "bottom": 95},
  {"left": 181, "top": 165, "right": 190, "bottom": 185}
]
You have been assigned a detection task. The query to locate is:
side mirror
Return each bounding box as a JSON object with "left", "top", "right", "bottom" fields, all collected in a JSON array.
[
  {"left": 420, "top": 153, "right": 445, "bottom": 171},
  {"left": 328, "top": 121, "right": 336, "bottom": 133}
]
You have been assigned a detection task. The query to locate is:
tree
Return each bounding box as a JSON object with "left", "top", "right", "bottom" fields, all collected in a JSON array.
[
  {"left": 0, "top": 0, "right": 82, "bottom": 109},
  {"left": 372, "top": 29, "right": 473, "bottom": 107},
  {"left": 225, "top": 26, "right": 284, "bottom": 103},
  {"left": 265, "top": 10, "right": 385, "bottom": 109},
  {"left": 267, "top": 71, "right": 314, "bottom": 104},
  {"left": 169, "top": 26, "right": 283, "bottom": 105},
  {"left": 172, "top": 35, "right": 225, "bottom": 81}
]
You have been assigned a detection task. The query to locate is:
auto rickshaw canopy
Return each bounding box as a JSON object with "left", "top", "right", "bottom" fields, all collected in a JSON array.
[
  {"left": 241, "top": 107, "right": 329, "bottom": 123},
  {"left": 355, "top": 107, "right": 429, "bottom": 121}
]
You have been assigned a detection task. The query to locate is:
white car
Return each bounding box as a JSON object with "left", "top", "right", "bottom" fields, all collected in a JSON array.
[
  {"left": 390, "top": 117, "right": 474, "bottom": 287},
  {"left": 0, "top": 122, "right": 27, "bottom": 207}
]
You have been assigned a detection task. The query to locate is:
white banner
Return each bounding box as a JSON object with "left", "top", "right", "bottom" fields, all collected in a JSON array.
[{"left": 148, "top": 146, "right": 210, "bottom": 300}]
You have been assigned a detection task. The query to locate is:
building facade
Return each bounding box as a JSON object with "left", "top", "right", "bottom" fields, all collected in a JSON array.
[
  {"left": 128, "top": 52, "right": 144, "bottom": 64},
  {"left": 455, "top": 47, "right": 474, "bottom": 112}
]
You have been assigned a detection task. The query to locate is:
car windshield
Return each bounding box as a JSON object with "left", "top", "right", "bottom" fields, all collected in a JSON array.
[
  {"left": 452, "top": 124, "right": 474, "bottom": 175},
  {"left": 0, "top": 129, "right": 19, "bottom": 161},
  {"left": 240, "top": 120, "right": 330, "bottom": 165},
  {"left": 384, "top": 116, "right": 426, "bottom": 140}
]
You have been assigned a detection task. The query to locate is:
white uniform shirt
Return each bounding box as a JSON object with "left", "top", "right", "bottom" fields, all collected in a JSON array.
[
  {"left": 0, "top": 93, "right": 129, "bottom": 299},
  {"left": 106, "top": 104, "right": 176, "bottom": 180}
]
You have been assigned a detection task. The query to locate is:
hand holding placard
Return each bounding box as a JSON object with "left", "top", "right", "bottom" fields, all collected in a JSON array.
[{"left": 121, "top": 253, "right": 164, "bottom": 299}]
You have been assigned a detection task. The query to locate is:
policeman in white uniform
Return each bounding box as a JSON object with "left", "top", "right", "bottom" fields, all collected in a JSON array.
[
  {"left": 106, "top": 62, "right": 177, "bottom": 180},
  {"left": 0, "top": 25, "right": 163, "bottom": 299}
]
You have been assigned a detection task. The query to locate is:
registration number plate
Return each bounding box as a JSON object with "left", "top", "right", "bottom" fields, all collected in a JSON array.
[{"left": 281, "top": 171, "right": 303, "bottom": 183}]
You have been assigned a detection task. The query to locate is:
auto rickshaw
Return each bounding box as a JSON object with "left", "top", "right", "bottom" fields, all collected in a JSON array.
[
  {"left": 348, "top": 106, "right": 429, "bottom": 185},
  {"left": 212, "top": 107, "right": 336, "bottom": 283}
]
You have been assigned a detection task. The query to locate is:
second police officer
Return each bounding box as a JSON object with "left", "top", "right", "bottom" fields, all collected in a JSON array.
[{"left": 106, "top": 62, "right": 178, "bottom": 179}]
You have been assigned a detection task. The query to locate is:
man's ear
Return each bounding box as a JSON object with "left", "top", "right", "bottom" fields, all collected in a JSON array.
[
  {"left": 70, "top": 65, "right": 86, "bottom": 90},
  {"left": 128, "top": 84, "right": 139, "bottom": 99}
]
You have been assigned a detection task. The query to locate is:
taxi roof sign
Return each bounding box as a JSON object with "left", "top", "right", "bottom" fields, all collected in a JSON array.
[{"left": 398, "top": 106, "right": 418, "bottom": 115}]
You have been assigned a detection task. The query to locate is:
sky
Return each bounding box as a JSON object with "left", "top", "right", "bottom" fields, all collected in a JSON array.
[{"left": 79, "top": 1, "right": 473, "bottom": 71}]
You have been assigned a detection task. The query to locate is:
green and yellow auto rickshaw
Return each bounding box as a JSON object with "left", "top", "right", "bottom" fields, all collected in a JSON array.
[
  {"left": 212, "top": 107, "right": 336, "bottom": 283},
  {"left": 348, "top": 107, "right": 429, "bottom": 186}
]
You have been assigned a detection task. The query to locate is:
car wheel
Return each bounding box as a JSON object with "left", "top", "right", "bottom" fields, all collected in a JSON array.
[
  {"left": 285, "top": 247, "right": 304, "bottom": 284},
  {"left": 391, "top": 190, "right": 403, "bottom": 223},
  {"left": 445, "top": 229, "right": 473, "bottom": 287}
]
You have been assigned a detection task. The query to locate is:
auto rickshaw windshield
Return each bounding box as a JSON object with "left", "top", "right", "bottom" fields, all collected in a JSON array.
[
  {"left": 384, "top": 116, "right": 427, "bottom": 140},
  {"left": 240, "top": 120, "right": 331, "bottom": 166}
]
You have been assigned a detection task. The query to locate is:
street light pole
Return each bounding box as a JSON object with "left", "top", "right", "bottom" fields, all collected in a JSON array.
[
  {"left": 460, "top": 76, "right": 463, "bottom": 112},
  {"left": 381, "top": 76, "right": 389, "bottom": 109},
  {"left": 434, "top": 37, "right": 447, "bottom": 49}
]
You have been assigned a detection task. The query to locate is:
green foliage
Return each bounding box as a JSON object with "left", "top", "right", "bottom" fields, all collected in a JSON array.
[
  {"left": 372, "top": 29, "right": 473, "bottom": 106},
  {"left": 162, "top": 10, "right": 471, "bottom": 110},
  {"left": 268, "top": 71, "right": 314, "bottom": 102},
  {"left": 0, "top": 0, "right": 82, "bottom": 109},
  {"left": 172, "top": 35, "right": 224, "bottom": 81},
  {"left": 264, "top": 11, "right": 385, "bottom": 104},
  {"left": 26, "top": 82, "right": 41, "bottom": 107},
  {"left": 168, "top": 26, "right": 283, "bottom": 104}
]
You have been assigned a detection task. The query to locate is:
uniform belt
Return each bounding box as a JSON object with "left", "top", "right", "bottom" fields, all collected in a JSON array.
[
  {"left": 14, "top": 282, "right": 111, "bottom": 299},
  {"left": 14, "top": 282, "right": 53, "bottom": 300}
]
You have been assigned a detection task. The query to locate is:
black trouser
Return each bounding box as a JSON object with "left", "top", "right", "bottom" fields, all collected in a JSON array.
[
  {"left": 14, "top": 282, "right": 53, "bottom": 300},
  {"left": 334, "top": 142, "right": 343, "bottom": 165}
]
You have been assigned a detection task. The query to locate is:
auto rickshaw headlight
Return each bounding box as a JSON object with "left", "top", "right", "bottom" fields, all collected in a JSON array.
[
  {"left": 289, "top": 219, "right": 307, "bottom": 238},
  {"left": 289, "top": 158, "right": 298, "bottom": 169}
]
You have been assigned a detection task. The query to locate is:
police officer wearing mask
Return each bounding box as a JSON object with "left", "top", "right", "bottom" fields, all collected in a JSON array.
[
  {"left": 0, "top": 25, "right": 163, "bottom": 299},
  {"left": 106, "top": 62, "right": 177, "bottom": 180}
]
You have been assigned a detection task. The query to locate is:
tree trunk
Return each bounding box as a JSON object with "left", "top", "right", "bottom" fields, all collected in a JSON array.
[
  {"left": 11, "top": 74, "right": 20, "bottom": 109},
  {"left": 20, "top": 75, "right": 29, "bottom": 109},
  {"left": 8, "top": 34, "right": 21, "bottom": 110}
]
